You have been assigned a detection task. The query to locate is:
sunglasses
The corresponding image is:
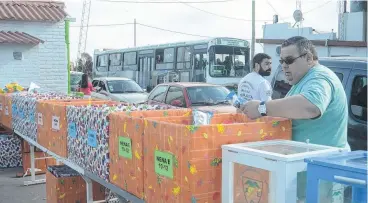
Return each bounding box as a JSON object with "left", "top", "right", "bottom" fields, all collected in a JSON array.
[{"left": 279, "top": 53, "right": 307, "bottom": 65}]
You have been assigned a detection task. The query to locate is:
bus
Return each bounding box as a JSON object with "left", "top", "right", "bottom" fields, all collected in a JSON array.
[{"left": 93, "top": 37, "right": 250, "bottom": 91}]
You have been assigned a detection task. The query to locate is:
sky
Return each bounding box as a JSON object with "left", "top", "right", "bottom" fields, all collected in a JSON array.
[{"left": 62, "top": 0, "right": 343, "bottom": 62}]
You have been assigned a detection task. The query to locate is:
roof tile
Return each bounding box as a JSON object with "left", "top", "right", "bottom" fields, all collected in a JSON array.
[{"left": 0, "top": 1, "right": 67, "bottom": 22}]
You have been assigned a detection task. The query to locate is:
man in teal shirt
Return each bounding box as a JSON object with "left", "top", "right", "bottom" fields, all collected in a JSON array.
[
  {"left": 242, "top": 36, "right": 348, "bottom": 148},
  {"left": 241, "top": 36, "right": 348, "bottom": 202}
]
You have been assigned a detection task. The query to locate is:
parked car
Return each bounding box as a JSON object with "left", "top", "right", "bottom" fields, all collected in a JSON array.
[
  {"left": 70, "top": 71, "right": 84, "bottom": 92},
  {"left": 91, "top": 77, "right": 148, "bottom": 104},
  {"left": 147, "top": 82, "right": 237, "bottom": 113},
  {"left": 271, "top": 57, "right": 367, "bottom": 151}
]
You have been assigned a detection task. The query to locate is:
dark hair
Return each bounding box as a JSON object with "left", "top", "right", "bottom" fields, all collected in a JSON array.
[
  {"left": 253, "top": 53, "right": 271, "bottom": 69},
  {"left": 281, "top": 36, "right": 319, "bottom": 60},
  {"left": 80, "top": 74, "right": 88, "bottom": 88}
]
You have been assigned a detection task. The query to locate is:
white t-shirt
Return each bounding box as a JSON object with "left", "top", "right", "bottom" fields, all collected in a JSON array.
[{"left": 237, "top": 72, "right": 273, "bottom": 102}]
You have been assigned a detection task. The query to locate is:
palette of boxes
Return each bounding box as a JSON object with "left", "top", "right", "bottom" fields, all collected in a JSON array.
[{"left": 0, "top": 92, "right": 295, "bottom": 203}]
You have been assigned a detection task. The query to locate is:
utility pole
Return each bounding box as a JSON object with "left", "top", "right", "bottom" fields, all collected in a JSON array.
[
  {"left": 251, "top": 0, "right": 255, "bottom": 69},
  {"left": 134, "top": 19, "right": 137, "bottom": 47}
]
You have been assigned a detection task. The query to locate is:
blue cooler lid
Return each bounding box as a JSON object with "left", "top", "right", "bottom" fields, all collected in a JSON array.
[{"left": 305, "top": 150, "right": 367, "bottom": 174}]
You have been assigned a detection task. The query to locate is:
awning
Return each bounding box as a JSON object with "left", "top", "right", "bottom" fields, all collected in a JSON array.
[{"left": 0, "top": 31, "right": 44, "bottom": 45}]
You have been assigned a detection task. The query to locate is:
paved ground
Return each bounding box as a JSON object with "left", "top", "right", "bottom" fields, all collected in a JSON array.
[{"left": 0, "top": 167, "right": 46, "bottom": 203}]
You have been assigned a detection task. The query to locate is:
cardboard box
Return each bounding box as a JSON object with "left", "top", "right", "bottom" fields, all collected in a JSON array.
[
  {"left": 108, "top": 109, "right": 191, "bottom": 199},
  {"left": 37, "top": 100, "right": 117, "bottom": 157},
  {"left": 0, "top": 94, "right": 12, "bottom": 129},
  {"left": 46, "top": 165, "right": 106, "bottom": 203},
  {"left": 143, "top": 113, "right": 292, "bottom": 203}
]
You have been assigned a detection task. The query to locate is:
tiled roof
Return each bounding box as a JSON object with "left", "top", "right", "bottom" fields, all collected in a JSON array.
[
  {"left": 0, "top": 1, "right": 67, "bottom": 22},
  {"left": 0, "top": 31, "right": 44, "bottom": 44}
]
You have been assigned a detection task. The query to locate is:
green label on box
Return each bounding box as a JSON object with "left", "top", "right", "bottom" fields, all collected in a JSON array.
[
  {"left": 118, "top": 136, "right": 132, "bottom": 159},
  {"left": 154, "top": 150, "right": 174, "bottom": 179}
]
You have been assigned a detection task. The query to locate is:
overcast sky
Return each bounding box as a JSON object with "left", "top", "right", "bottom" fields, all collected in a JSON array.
[{"left": 63, "top": 0, "right": 342, "bottom": 61}]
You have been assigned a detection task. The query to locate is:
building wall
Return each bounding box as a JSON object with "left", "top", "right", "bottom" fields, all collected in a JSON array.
[{"left": 0, "top": 20, "right": 67, "bottom": 93}]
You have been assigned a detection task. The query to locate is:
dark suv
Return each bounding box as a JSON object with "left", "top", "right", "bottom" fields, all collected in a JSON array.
[{"left": 272, "top": 57, "right": 367, "bottom": 151}]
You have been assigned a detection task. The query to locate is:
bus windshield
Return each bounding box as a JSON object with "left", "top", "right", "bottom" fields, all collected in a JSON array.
[{"left": 209, "top": 46, "right": 250, "bottom": 78}]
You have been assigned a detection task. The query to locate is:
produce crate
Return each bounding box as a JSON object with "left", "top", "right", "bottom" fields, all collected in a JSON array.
[
  {"left": 37, "top": 99, "right": 117, "bottom": 157},
  {"left": 108, "top": 109, "right": 191, "bottom": 199},
  {"left": 143, "top": 113, "right": 292, "bottom": 203}
]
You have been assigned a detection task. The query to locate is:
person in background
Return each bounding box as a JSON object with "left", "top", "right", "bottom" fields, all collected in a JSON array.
[
  {"left": 78, "top": 73, "right": 94, "bottom": 98},
  {"left": 237, "top": 53, "right": 273, "bottom": 102},
  {"left": 241, "top": 36, "right": 349, "bottom": 202}
]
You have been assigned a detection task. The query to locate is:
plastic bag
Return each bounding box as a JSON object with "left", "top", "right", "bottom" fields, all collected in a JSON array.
[
  {"left": 193, "top": 109, "right": 213, "bottom": 126},
  {"left": 225, "top": 91, "right": 246, "bottom": 108}
]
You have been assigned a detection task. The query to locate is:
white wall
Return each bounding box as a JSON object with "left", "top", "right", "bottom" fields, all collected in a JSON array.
[{"left": 0, "top": 20, "right": 67, "bottom": 93}]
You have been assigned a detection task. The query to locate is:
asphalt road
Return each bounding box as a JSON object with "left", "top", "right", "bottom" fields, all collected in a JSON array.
[{"left": 0, "top": 167, "right": 46, "bottom": 203}]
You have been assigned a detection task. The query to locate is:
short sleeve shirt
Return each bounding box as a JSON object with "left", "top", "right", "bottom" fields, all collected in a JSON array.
[
  {"left": 286, "top": 64, "right": 348, "bottom": 148},
  {"left": 237, "top": 72, "right": 272, "bottom": 102}
]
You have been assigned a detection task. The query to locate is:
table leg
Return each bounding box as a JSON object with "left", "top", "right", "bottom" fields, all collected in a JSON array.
[
  {"left": 222, "top": 156, "right": 234, "bottom": 203},
  {"left": 306, "top": 165, "right": 320, "bottom": 203}
]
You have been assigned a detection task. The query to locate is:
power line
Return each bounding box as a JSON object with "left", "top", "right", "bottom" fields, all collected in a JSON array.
[
  {"left": 70, "top": 21, "right": 214, "bottom": 38},
  {"left": 96, "top": 0, "right": 237, "bottom": 3},
  {"left": 179, "top": 1, "right": 272, "bottom": 22},
  {"left": 279, "top": 0, "right": 333, "bottom": 20},
  {"left": 70, "top": 23, "right": 134, "bottom": 27},
  {"left": 137, "top": 23, "right": 214, "bottom": 38},
  {"left": 266, "top": 0, "right": 285, "bottom": 22}
]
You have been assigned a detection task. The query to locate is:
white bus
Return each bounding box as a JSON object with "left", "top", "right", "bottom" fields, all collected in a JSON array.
[{"left": 93, "top": 37, "right": 250, "bottom": 91}]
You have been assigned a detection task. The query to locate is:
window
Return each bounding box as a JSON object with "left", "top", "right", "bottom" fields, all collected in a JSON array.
[
  {"left": 124, "top": 52, "right": 137, "bottom": 65},
  {"left": 350, "top": 76, "right": 367, "bottom": 121},
  {"left": 177, "top": 47, "right": 191, "bottom": 69},
  {"left": 156, "top": 48, "right": 174, "bottom": 70},
  {"left": 148, "top": 85, "right": 168, "bottom": 102},
  {"left": 107, "top": 80, "right": 143, "bottom": 93},
  {"left": 97, "top": 55, "right": 108, "bottom": 67},
  {"left": 334, "top": 72, "right": 343, "bottom": 82},
  {"left": 187, "top": 86, "right": 230, "bottom": 106},
  {"left": 110, "top": 53, "right": 122, "bottom": 66},
  {"left": 209, "top": 46, "right": 249, "bottom": 78},
  {"left": 165, "top": 87, "right": 186, "bottom": 107},
  {"left": 92, "top": 80, "right": 99, "bottom": 87},
  {"left": 272, "top": 69, "right": 291, "bottom": 99}
]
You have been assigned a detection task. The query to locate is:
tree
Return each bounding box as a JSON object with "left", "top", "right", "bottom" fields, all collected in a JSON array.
[{"left": 76, "top": 52, "right": 93, "bottom": 78}]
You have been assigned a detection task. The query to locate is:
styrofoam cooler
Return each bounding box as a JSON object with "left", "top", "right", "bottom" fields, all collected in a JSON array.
[
  {"left": 221, "top": 140, "right": 346, "bottom": 203},
  {"left": 305, "top": 151, "right": 367, "bottom": 203}
]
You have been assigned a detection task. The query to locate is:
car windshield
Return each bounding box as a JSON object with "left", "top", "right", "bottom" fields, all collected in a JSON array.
[
  {"left": 187, "top": 86, "right": 231, "bottom": 106},
  {"left": 70, "top": 74, "right": 83, "bottom": 85},
  {"left": 107, "top": 80, "right": 144, "bottom": 93}
]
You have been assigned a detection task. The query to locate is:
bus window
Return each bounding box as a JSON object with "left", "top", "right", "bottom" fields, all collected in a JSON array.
[
  {"left": 177, "top": 47, "right": 191, "bottom": 69},
  {"left": 156, "top": 48, "right": 174, "bottom": 70},
  {"left": 109, "top": 53, "right": 122, "bottom": 66},
  {"left": 193, "top": 53, "right": 207, "bottom": 82},
  {"left": 209, "top": 46, "right": 249, "bottom": 78},
  {"left": 97, "top": 55, "right": 108, "bottom": 72},
  {"left": 124, "top": 52, "right": 137, "bottom": 66}
]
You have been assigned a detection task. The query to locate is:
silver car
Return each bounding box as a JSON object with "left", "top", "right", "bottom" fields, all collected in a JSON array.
[{"left": 91, "top": 77, "right": 148, "bottom": 104}]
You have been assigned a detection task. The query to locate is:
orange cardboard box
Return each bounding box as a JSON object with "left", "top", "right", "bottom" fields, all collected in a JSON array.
[
  {"left": 143, "top": 113, "right": 292, "bottom": 203},
  {"left": 37, "top": 100, "right": 118, "bottom": 157},
  {"left": 0, "top": 94, "right": 12, "bottom": 129},
  {"left": 108, "top": 109, "right": 191, "bottom": 199},
  {"left": 46, "top": 167, "right": 106, "bottom": 203}
]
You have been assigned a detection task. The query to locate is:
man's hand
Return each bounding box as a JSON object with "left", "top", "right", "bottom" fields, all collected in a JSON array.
[{"left": 240, "top": 100, "right": 261, "bottom": 119}]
